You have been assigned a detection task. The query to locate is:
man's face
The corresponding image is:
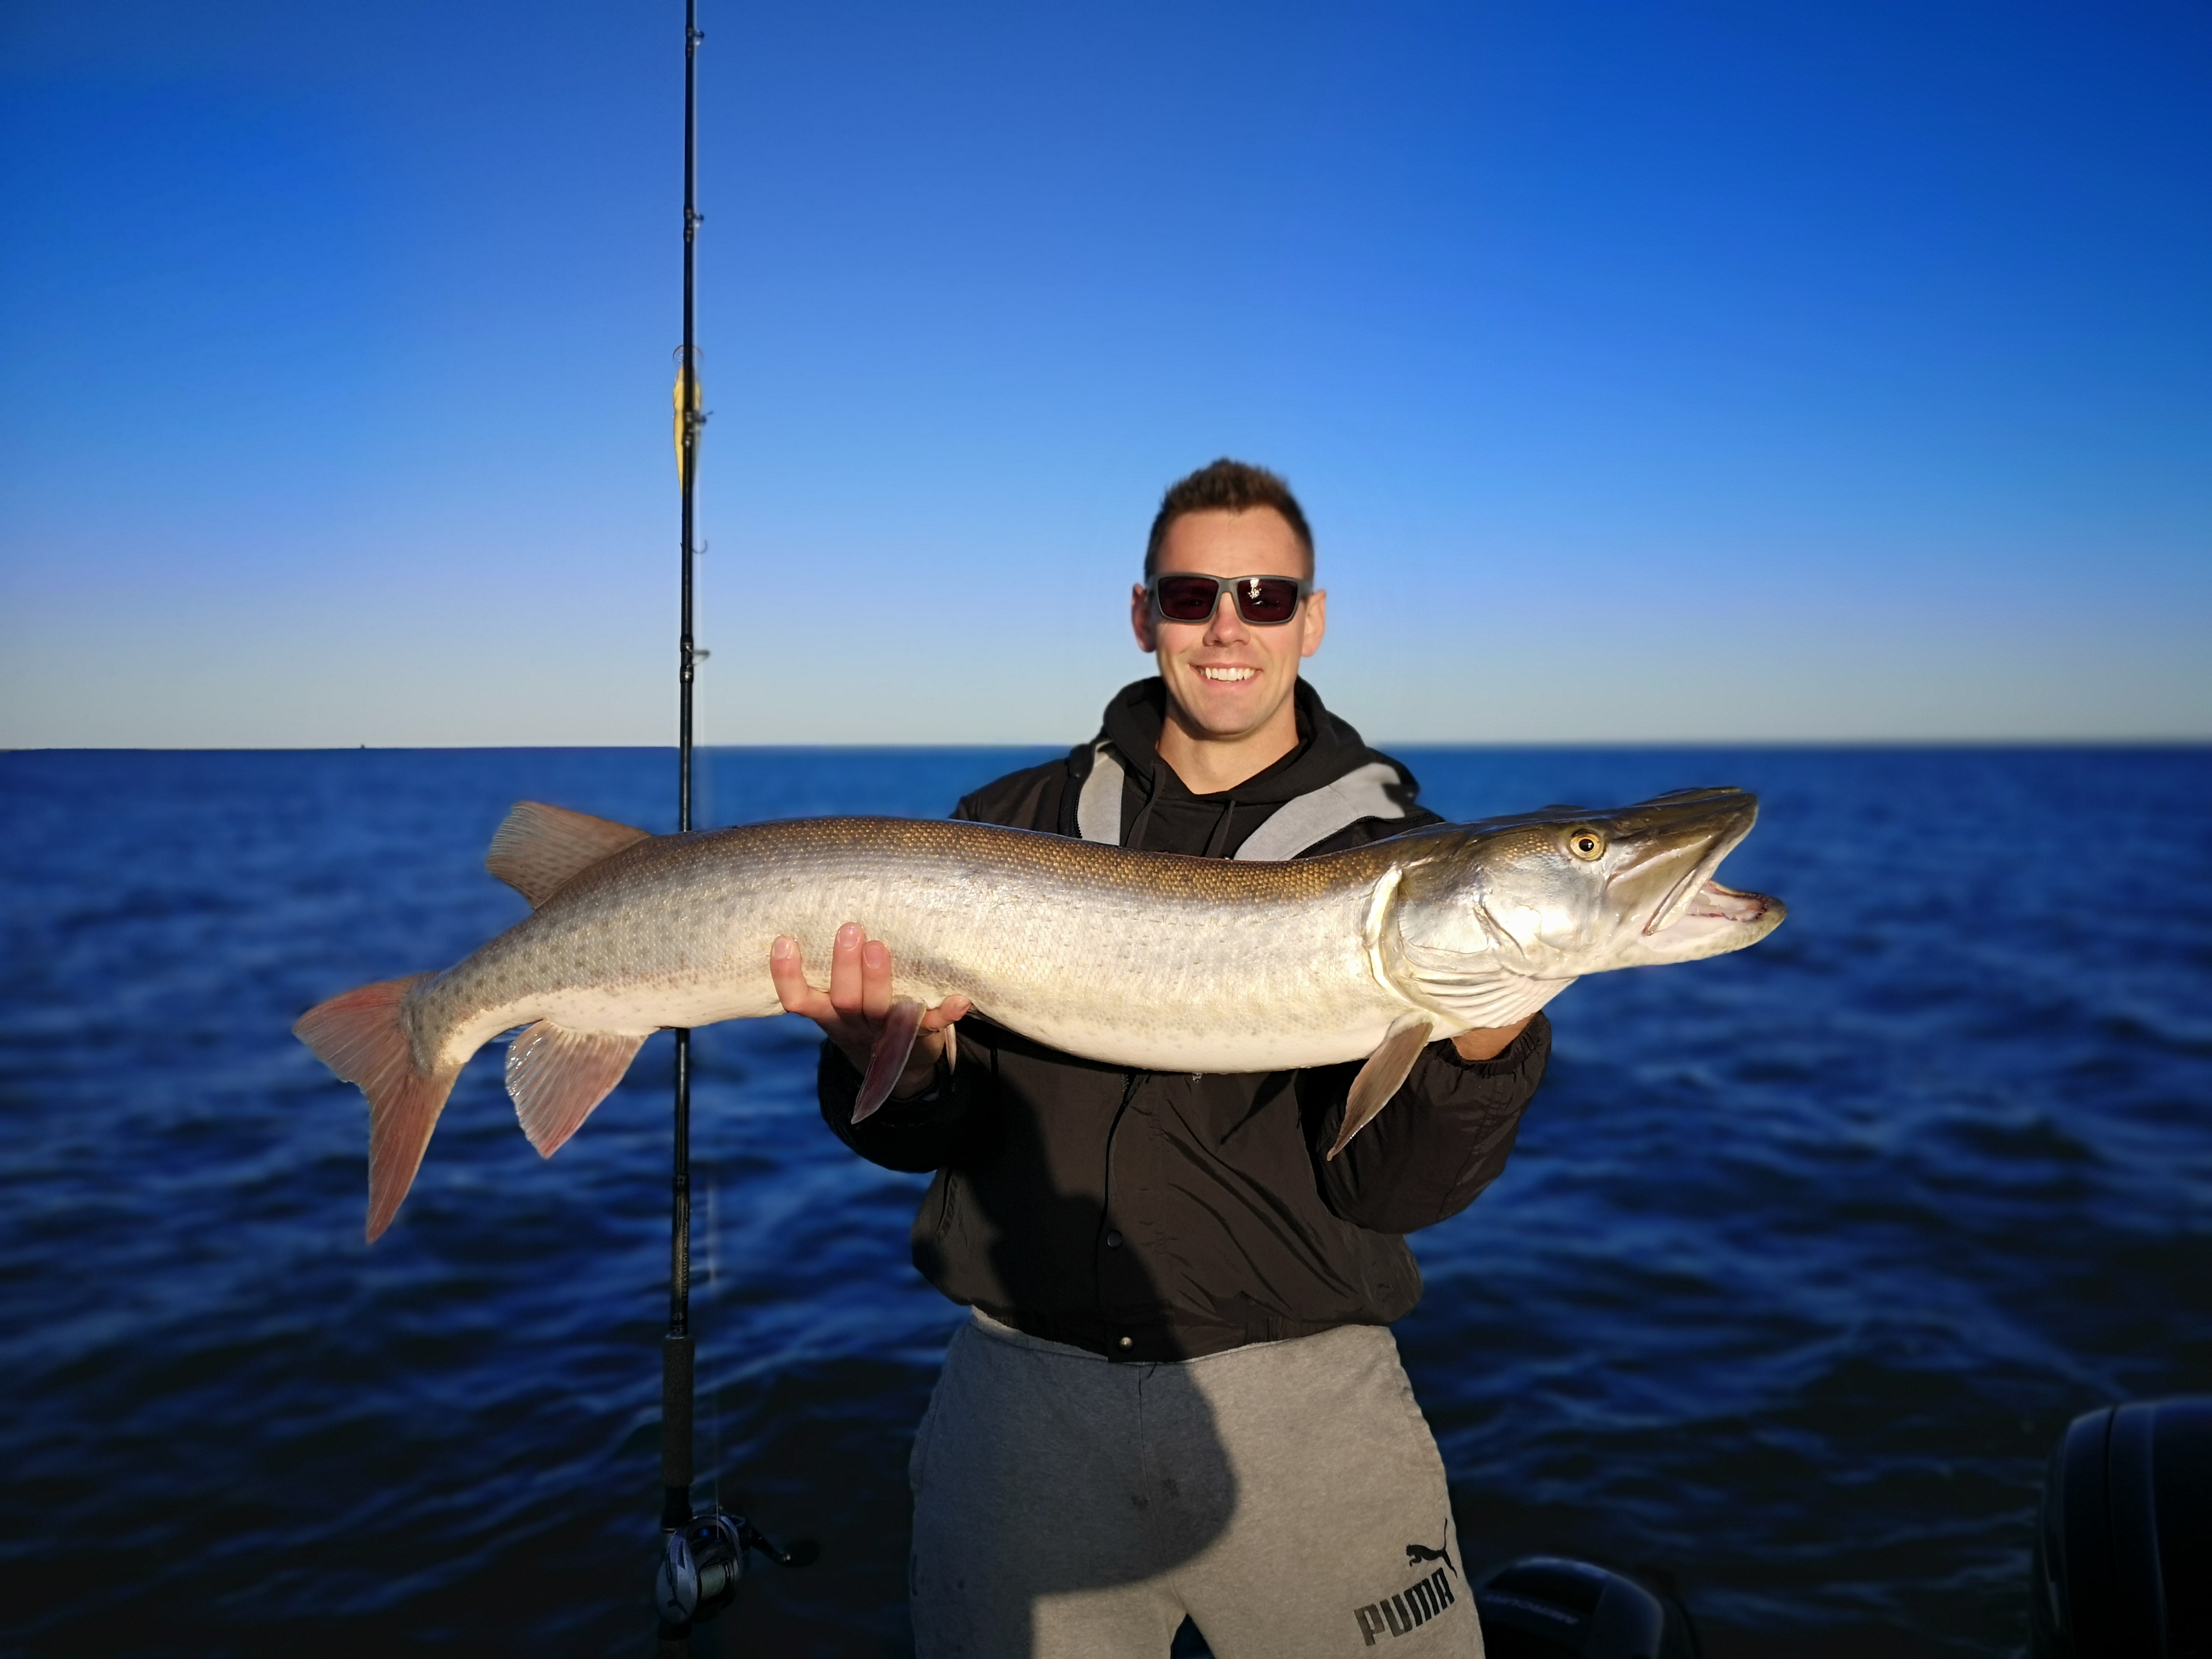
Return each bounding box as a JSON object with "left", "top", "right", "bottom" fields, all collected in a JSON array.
[{"left": 1131, "top": 508, "right": 1327, "bottom": 744}]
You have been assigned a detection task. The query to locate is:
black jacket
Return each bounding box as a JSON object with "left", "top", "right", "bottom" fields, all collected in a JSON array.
[{"left": 820, "top": 678, "right": 1550, "bottom": 1361}]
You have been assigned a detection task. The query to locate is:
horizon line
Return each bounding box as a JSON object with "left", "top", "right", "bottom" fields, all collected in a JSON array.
[{"left": 8, "top": 737, "right": 2210, "bottom": 756}]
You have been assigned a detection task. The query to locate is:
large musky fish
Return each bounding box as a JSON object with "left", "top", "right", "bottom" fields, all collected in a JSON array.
[{"left": 295, "top": 788, "right": 1784, "bottom": 1240}]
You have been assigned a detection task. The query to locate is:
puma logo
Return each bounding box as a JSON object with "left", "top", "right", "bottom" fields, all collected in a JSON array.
[
  {"left": 1353, "top": 1539, "right": 1460, "bottom": 1645},
  {"left": 1406, "top": 1539, "right": 1455, "bottom": 1575}
]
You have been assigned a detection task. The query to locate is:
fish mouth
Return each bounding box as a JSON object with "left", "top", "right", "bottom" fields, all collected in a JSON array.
[
  {"left": 1644, "top": 840, "right": 1746, "bottom": 936},
  {"left": 1626, "top": 790, "right": 1761, "bottom": 936},
  {"left": 1641, "top": 869, "right": 1788, "bottom": 957},
  {"left": 1677, "top": 877, "right": 1777, "bottom": 927}
]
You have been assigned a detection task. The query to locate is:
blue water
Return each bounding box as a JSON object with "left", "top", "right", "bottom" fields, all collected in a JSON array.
[{"left": 2, "top": 746, "right": 2207, "bottom": 1657}]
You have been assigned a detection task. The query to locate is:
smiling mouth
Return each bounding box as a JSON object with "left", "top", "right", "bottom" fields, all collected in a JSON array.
[{"left": 1197, "top": 666, "right": 1256, "bottom": 683}]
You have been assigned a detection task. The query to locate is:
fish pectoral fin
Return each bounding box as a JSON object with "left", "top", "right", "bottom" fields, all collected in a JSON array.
[
  {"left": 853, "top": 1000, "right": 927, "bottom": 1125},
  {"left": 505, "top": 1021, "right": 649, "bottom": 1156},
  {"left": 1328, "top": 1011, "right": 1436, "bottom": 1161},
  {"left": 486, "top": 801, "right": 652, "bottom": 907}
]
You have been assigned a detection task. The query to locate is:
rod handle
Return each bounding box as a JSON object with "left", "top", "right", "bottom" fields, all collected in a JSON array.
[{"left": 662, "top": 1332, "right": 695, "bottom": 1526}]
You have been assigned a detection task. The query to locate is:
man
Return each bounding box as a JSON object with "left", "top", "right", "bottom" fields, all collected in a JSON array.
[{"left": 769, "top": 460, "right": 1549, "bottom": 1657}]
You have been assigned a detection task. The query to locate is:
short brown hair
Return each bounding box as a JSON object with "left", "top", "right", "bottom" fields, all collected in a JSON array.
[{"left": 1144, "top": 458, "right": 1315, "bottom": 581}]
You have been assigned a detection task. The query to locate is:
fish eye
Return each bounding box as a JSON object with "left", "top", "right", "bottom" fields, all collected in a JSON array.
[{"left": 1565, "top": 826, "right": 1606, "bottom": 862}]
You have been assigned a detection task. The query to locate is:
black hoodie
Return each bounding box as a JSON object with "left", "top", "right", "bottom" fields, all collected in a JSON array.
[{"left": 819, "top": 679, "right": 1550, "bottom": 1361}]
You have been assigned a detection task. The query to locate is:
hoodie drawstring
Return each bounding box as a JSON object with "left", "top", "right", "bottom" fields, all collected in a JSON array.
[
  {"left": 1124, "top": 763, "right": 1165, "bottom": 853},
  {"left": 1201, "top": 798, "right": 1239, "bottom": 859}
]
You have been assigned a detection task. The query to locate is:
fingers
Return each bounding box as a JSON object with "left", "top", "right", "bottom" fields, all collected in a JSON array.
[
  {"left": 769, "top": 936, "right": 827, "bottom": 1018},
  {"left": 781, "top": 923, "right": 966, "bottom": 1032},
  {"left": 860, "top": 939, "right": 894, "bottom": 1022},
  {"left": 919, "top": 994, "right": 972, "bottom": 1033},
  {"left": 828, "top": 923, "right": 866, "bottom": 1016}
]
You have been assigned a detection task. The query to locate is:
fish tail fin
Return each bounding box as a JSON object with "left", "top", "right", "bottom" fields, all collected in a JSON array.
[
  {"left": 504, "top": 1021, "right": 649, "bottom": 1156},
  {"left": 293, "top": 973, "right": 454, "bottom": 1242}
]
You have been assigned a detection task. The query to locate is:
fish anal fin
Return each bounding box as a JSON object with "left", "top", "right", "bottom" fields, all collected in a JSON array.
[
  {"left": 853, "top": 1000, "right": 926, "bottom": 1124},
  {"left": 486, "top": 801, "right": 651, "bottom": 907},
  {"left": 1328, "top": 1011, "right": 1435, "bottom": 1161},
  {"left": 505, "top": 1021, "right": 650, "bottom": 1157},
  {"left": 293, "top": 973, "right": 455, "bottom": 1242}
]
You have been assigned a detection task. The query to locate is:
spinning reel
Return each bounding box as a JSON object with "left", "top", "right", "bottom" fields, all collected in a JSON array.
[{"left": 654, "top": 1505, "right": 819, "bottom": 1635}]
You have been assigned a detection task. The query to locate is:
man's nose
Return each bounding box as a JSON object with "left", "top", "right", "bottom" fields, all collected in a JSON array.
[{"left": 1203, "top": 589, "right": 1247, "bottom": 642}]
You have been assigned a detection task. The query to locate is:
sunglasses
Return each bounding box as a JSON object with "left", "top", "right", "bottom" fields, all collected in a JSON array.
[{"left": 1147, "top": 573, "right": 1313, "bottom": 626}]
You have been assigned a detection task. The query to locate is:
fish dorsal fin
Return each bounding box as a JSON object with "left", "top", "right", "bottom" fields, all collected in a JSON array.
[{"left": 486, "top": 801, "right": 651, "bottom": 907}]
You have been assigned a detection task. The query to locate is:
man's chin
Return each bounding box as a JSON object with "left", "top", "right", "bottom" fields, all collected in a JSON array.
[{"left": 1167, "top": 674, "right": 1283, "bottom": 739}]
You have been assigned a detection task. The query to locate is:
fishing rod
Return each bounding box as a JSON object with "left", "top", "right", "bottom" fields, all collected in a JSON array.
[{"left": 652, "top": 3, "right": 812, "bottom": 1642}]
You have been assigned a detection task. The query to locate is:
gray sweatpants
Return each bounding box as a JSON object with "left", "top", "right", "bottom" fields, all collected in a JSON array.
[{"left": 910, "top": 1312, "right": 1481, "bottom": 1659}]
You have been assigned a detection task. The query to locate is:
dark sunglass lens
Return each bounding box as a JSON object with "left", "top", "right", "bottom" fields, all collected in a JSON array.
[
  {"left": 1235, "top": 578, "right": 1301, "bottom": 623},
  {"left": 1154, "top": 576, "right": 1220, "bottom": 621}
]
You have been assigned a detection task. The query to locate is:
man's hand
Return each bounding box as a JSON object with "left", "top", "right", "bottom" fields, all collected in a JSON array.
[
  {"left": 1450, "top": 1017, "right": 1533, "bottom": 1064},
  {"left": 770, "top": 923, "right": 972, "bottom": 1102}
]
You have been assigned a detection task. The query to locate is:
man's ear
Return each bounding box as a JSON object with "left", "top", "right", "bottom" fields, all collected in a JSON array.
[
  {"left": 1299, "top": 589, "right": 1327, "bottom": 659},
  {"left": 1131, "top": 583, "right": 1158, "bottom": 652}
]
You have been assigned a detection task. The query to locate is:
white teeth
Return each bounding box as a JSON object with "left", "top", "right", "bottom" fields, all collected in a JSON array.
[{"left": 1199, "top": 667, "right": 1256, "bottom": 682}]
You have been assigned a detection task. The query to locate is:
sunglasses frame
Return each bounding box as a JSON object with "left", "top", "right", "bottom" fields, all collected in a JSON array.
[{"left": 1145, "top": 572, "right": 1315, "bottom": 627}]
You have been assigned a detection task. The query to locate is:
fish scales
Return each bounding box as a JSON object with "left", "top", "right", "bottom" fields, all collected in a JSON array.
[{"left": 415, "top": 817, "right": 1401, "bottom": 1080}]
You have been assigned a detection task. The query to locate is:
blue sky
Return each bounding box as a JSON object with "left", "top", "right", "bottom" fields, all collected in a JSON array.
[{"left": 2, "top": 1, "right": 2207, "bottom": 746}]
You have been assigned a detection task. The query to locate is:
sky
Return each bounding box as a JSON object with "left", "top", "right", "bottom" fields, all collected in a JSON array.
[{"left": 1, "top": 0, "right": 2207, "bottom": 747}]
